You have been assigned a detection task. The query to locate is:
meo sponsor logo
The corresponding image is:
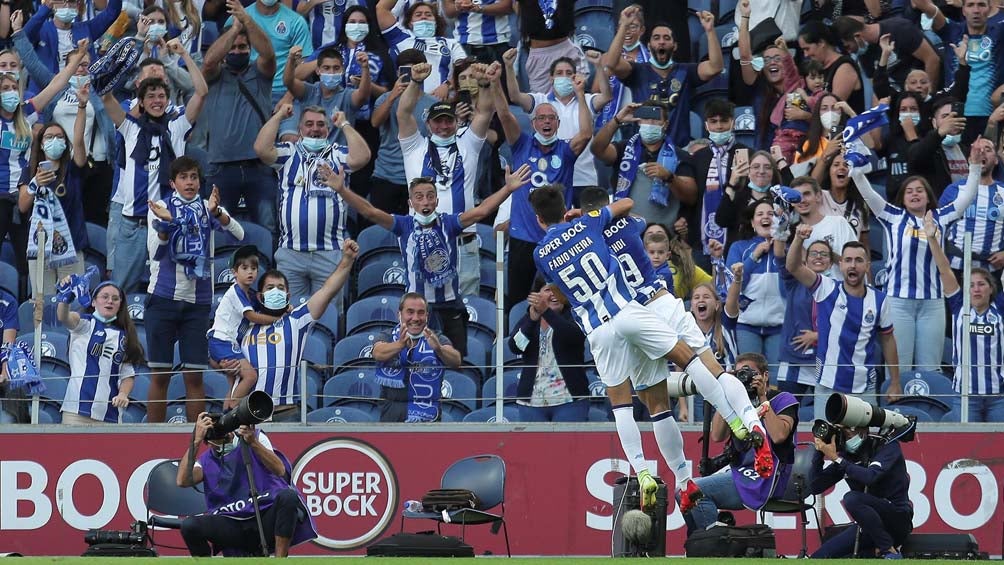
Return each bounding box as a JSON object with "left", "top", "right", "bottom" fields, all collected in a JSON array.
[{"left": 292, "top": 438, "right": 397, "bottom": 550}]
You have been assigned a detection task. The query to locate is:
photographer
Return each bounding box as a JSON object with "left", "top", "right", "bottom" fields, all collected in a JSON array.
[
  {"left": 177, "top": 413, "right": 316, "bottom": 557},
  {"left": 810, "top": 423, "right": 912, "bottom": 558},
  {"left": 678, "top": 353, "right": 798, "bottom": 530}
]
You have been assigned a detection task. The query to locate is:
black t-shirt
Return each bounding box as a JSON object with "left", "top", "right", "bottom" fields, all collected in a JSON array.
[
  {"left": 859, "top": 18, "right": 929, "bottom": 87},
  {"left": 516, "top": 0, "right": 576, "bottom": 40}
]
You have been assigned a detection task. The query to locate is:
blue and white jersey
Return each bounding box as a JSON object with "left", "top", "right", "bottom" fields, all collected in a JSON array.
[
  {"left": 63, "top": 316, "right": 136, "bottom": 423},
  {"left": 273, "top": 141, "right": 350, "bottom": 252},
  {"left": 208, "top": 283, "right": 256, "bottom": 343},
  {"left": 400, "top": 130, "right": 485, "bottom": 234},
  {"left": 508, "top": 132, "right": 576, "bottom": 243},
  {"left": 111, "top": 112, "right": 193, "bottom": 217},
  {"left": 381, "top": 23, "right": 467, "bottom": 92},
  {"left": 301, "top": 0, "right": 366, "bottom": 48},
  {"left": 453, "top": 0, "right": 510, "bottom": 45},
  {"left": 0, "top": 101, "right": 37, "bottom": 194},
  {"left": 701, "top": 308, "right": 738, "bottom": 370},
  {"left": 725, "top": 237, "right": 784, "bottom": 331},
  {"left": 242, "top": 303, "right": 316, "bottom": 407},
  {"left": 0, "top": 289, "right": 17, "bottom": 332},
  {"left": 948, "top": 289, "right": 1004, "bottom": 395},
  {"left": 812, "top": 275, "right": 894, "bottom": 394},
  {"left": 391, "top": 212, "right": 463, "bottom": 304},
  {"left": 875, "top": 202, "right": 968, "bottom": 299},
  {"left": 653, "top": 262, "right": 675, "bottom": 295},
  {"left": 534, "top": 207, "right": 637, "bottom": 334},
  {"left": 939, "top": 180, "right": 1004, "bottom": 270},
  {"left": 603, "top": 214, "right": 666, "bottom": 303}
]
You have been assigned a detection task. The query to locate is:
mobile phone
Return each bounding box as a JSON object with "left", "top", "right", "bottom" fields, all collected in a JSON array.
[
  {"left": 399, "top": 65, "right": 412, "bottom": 84},
  {"left": 457, "top": 89, "right": 472, "bottom": 107},
  {"left": 39, "top": 160, "right": 55, "bottom": 172},
  {"left": 734, "top": 148, "right": 749, "bottom": 168},
  {"left": 951, "top": 101, "right": 965, "bottom": 116},
  {"left": 633, "top": 105, "right": 663, "bottom": 121}
]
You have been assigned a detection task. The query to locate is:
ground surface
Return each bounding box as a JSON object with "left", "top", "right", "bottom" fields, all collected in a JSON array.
[{"left": 6, "top": 558, "right": 972, "bottom": 563}]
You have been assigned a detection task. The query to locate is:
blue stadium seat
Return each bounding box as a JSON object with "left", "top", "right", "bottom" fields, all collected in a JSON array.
[
  {"left": 442, "top": 370, "right": 478, "bottom": 411},
  {"left": 125, "top": 293, "right": 147, "bottom": 322},
  {"left": 481, "top": 371, "right": 519, "bottom": 406},
  {"left": 733, "top": 105, "right": 756, "bottom": 148},
  {"left": 85, "top": 222, "right": 108, "bottom": 257},
  {"left": 216, "top": 221, "right": 273, "bottom": 256},
  {"left": 0, "top": 261, "right": 17, "bottom": 295},
  {"left": 463, "top": 405, "right": 519, "bottom": 423},
  {"left": 333, "top": 331, "right": 381, "bottom": 370},
  {"left": 323, "top": 368, "right": 381, "bottom": 407},
  {"left": 18, "top": 329, "right": 70, "bottom": 360},
  {"left": 586, "top": 371, "right": 607, "bottom": 405},
  {"left": 357, "top": 224, "right": 398, "bottom": 255},
  {"left": 18, "top": 295, "right": 62, "bottom": 331},
  {"left": 356, "top": 248, "right": 405, "bottom": 276},
  {"left": 39, "top": 402, "right": 62, "bottom": 423},
  {"left": 356, "top": 260, "right": 407, "bottom": 300},
  {"left": 588, "top": 406, "right": 610, "bottom": 422},
  {"left": 307, "top": 406, "right": 377, "bottom": 423},
  {"left": 212, "top": 252, "right": 236, "bottom": 289},
  {"left": 690, "top": 111, "right": 704, "bottom": 141},
  {"left": 463, "top": 338, "right": 489, "bottom": 384},
  {"left": 119, "top": 403, "right": 147, "bottom": 423},
  {"left": 718, "top": 0, "right": 739, "bottom": 22},
  {"left": 130, "top": 372, "right": 150, "bottom": 403},
  {"left": 168, "top": 370, "right": 230, "bottom": 403},
  {"left": 345, "top": 296, "right": 399, "bottom": 335},
  {"left": 898, "top": 370, "right": 955, "bottom": 405},
  {"left": 940, "top": 409, "right": 959, "bottom": 422},
  {"left": 507, "top": 300, "right": 529, "bottom": 335},
  {"left": 490, "top": 343, "right": 523, "bottom": 369},
  {"left": 476, "top": 222, "right": 499, "bottom": 260},
  {"left": 463, "top": 295, "right": 498, "bottom": 336},
  {"left": 39, "top": 357, "right": 71, "bottom": 403},
  {"left": 886, "top": 404, "right": 935, "bottom": 422},
  {"left": 688, "top": 0, "right": 713, "bottom": 16},
  {"left": 441, "top": 402, "right": 471, "bottom": 422},
  {"left": 479, "top": 259, "right": 500, "bottom": 301},
  {"left": 37, "top": 408, "right": 55, "bottom": 423},
  {"left": 292, "top": 295, "right": 340, "bottom": 343},
  {"left": 303, "top": 329, "right": 333, "bottom": 372}
]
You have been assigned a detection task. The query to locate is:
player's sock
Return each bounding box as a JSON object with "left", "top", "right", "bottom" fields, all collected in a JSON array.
[
  {"left": 718, "top": 372, "right": 762, "bottom": 434},
  {"left": 683, "top": 356, "right": 737, "bottom": 422},
  {"left": 650, "top": 410, "right": 690, "bottom": 489},
  {"left": 613, "top": 404, "right": 649, "bottom": 475}
]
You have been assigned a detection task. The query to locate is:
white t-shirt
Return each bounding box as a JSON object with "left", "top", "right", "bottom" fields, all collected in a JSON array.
[
  {"left": 208, "top": 283, "right": 255, "bottom": 343},
  {"left": 52, "top": 89, "right": 105, "bottom": 162},
  {"left": 802, "top": 214, "right": 858, "bottom": 280}
]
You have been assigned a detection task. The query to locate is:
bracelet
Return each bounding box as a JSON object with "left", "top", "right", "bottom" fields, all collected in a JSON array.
[
  {"left": 213, "top": 209, "right": 224, "bottom": 218},
  {"left": 337, "top": 121, "right": 351, "bottom": 129}
]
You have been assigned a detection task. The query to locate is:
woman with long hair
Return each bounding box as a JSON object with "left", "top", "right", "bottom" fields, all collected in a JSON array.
[
  {"left": 717, "top": 150, "right": 789, "bottom": 245},
  {"left": 883, "top": 91, "right": 928, "bottom": 201},
  {"left": 57, "top": 280, "right": 146, "bottom": 424},
  {"left": 797, "top": 21, "right": 864, "bottom": 112},
  {"left": 377, "top": 0, "right": 466, "bottom": 99}
]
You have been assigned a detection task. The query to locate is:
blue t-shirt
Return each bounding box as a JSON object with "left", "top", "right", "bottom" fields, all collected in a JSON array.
[
  {"left": 231, "top": 4, "right": 314, "bottom": 95},
  {"left": 279, "top": 81, "right": 358, "bottom": 145},
  {"left": 508, "top": 132, "right": 576, "bottom": 244},
  {"left": 938, "top": 21, "right": 1004, "bottom": 117},
  {"left": 371, "top": 91, "right": 436, "bottom": 184},
  {"left": 0, "top": 289, "right": 17, "bottom": 331}
]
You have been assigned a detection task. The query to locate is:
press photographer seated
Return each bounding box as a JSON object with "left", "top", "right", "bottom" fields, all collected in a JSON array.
[
  {"left": 810, "top": 395, "right": 914, "bottom": 559},
  {"left": 678, "top": 353, "right": 798, "bottom": 532},
  {"left": 176, "top": 401, "right": 316, "bottom": 557}
]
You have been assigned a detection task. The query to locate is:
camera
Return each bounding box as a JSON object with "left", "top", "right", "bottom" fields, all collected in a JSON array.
[
  {"left": 825, "top": 393, "right": 911, "bottom": 433},
  {"left": 85, "top": 521, "right": 148, "bottom": 546},
  {"left": 205, "top": 390, "right": 274, "bottom": 442},
  {"left": 812, "top": 419, "right": 845, "bottom": 451},
  {"left": 699, "top": 443, "right": 737, "bottom": 477},
  {"left": 666, "top": 372, "right": 698, "bottom": 398},
  {"left": 734, "top": 366, "right": 760, "bottom": 402}
]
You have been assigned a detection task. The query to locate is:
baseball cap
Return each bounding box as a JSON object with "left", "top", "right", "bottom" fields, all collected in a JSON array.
[{"left": 428, "top": 102, "right": 456, "bottom": 119}]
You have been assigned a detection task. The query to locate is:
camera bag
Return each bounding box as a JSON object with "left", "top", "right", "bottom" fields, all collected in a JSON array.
[
  {"left": 366, "top": 532, "right": 474, "bottom": 557},
  {"left": 685, "top": 523, "right": 777, "bottom": 557},
  {"left": 81, "top": 544, "right": 158, "bottom": 557},
  {"left": 421, "top": 488, "right": 480, "bottom": 512}
]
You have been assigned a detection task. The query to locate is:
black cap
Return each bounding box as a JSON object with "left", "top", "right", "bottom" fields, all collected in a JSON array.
[
  {"left": 428, "top": 102, "right": 456, "bottom": 119},
  {"left": 230, "top": 245, "right": 259, "bottom": 269}
]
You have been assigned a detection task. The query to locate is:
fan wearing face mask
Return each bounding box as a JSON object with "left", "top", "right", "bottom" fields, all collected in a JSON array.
[
  {"left": 377, "top": 0, "right": 467, "bottom": 100},
  {"left": 492, "top": 59, "right": 591, "bottom": 309},
  {"left": 319, "top": 156, "right": 531, "bottom": 358},
  {"left": 254, "top": 103, "right": 371, "bottom": 299},
  {"left": 907, "top": 96, "right": 973, "bottom": 198},
  {"left": 20, "top": 0, "right": 123, "bottom": 74},
  {"left": 279, "top": 46, "right": 370, "bottom": 146},
  {"left": 811, "top": 425, "right": 913, "bottom": 559}
]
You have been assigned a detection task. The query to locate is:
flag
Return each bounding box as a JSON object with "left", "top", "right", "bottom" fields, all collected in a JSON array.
[{"left": 841, "top": 104, "right": 889, "bottom": 143}]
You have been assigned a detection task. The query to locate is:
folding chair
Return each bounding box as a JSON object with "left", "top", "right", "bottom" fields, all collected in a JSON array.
[
  {"left": 758, "top": 444, "right": 822, "bottom": 558},
  {"left": 145, "top": 459, "right": 208, "bottom": 550}
]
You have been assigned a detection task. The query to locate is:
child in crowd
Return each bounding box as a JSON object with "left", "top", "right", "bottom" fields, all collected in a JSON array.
[
  {"left": 772, "top": 57, "right": 826, "bottom": 163},
  {"left": 644, "top": 229, "right": 675, "bottom": 295}
]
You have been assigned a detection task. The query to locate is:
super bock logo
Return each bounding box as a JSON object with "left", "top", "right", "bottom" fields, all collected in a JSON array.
[{"left": 293, "top": 438, "right": 398, "bottom": 550}]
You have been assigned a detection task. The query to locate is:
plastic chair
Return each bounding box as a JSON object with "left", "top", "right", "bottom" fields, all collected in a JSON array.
[
  {"left": 302, "top": 329, "right": 333, "bottom": 372},
  {"left": 0, "top": 261, "right": 19, "bottom": 295},
  {"left": 145, "top": 459, "right": 209, "bottom": 547},
  {"left": 758, "top": 444, "right": 823, "bottom": 558},
  {"left": 442, "top": 370, "right": 478, "bottom": 411},
  {"left": 475, "top": 223, "right": 498, "bottom": 260},
  {"left": 18, "top": 329, "right": 70, "bottom": 360},
  {"left": 357, "top": 224, "right": 399, "bottom": 256},
  {"left": 356, "top": 260, "right": 407, "bottom": 300},
  {"left": 39, "top": 357, "right": 71, "bottom": 403},
  {"left": 332, "top": 332, "right": 381, "bottom": 370},
  {"left": 17, "top": 295, "right": 62, "bottom": 331},
  {"left": 463, "top": 295, "right": 498, "bottom": 334},
  {"left": 898, "top": 370, "right": 956, "bottom": 405},
  {"left": 588, "top": 406, "right": 611, "bottom": 422},
  {"left": 212, "top": 252, "right": 236, "bottom": 289},
  {"left": 462, "top": 339, "right": 489, "bottom": 384},
  {"left": 401, "top": 454, "right": 511, "bottom": 557},
  {"left": 307, "top": 405, "right": 378, "bottom": 423},
  {"left": 481, "top": 372, "right": 519, "bottom": 406},
  {"left": 886, "top": 404, "right": 936, "bottom": 422},
  {"left": 125, "top": 293, "right": 147, "bottom": 321},
  {"left": 356, "top": 248, "right": 406, "bottom": 277},
  {"left": 323, "top": 368, "right": 381, "bottom": 407},
  {"left": 345, "top": 296, "right": 400, "bottom": 335},
  {"left": 507, "top": 300, "right": 529, "bottom": 335}
]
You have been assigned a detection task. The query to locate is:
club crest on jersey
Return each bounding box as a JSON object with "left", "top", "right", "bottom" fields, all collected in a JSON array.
[
  {"left": 864, "top": 309, "right": 875, "bottom": 324},
  {"left": 275, "top": 21, "right": 288, "bottom": 36}
]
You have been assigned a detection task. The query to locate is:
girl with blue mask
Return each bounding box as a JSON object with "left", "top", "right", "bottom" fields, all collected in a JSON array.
[
  {"left": 377, "top": 0, "right": 465, "bottom": 100},
  {"left": 56, "top": 279, "right": 146, "bottom": 424}
]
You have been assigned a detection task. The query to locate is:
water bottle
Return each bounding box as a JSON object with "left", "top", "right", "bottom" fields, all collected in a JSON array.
[{"left": 403, "top": 500, "right": 423, "bottom": 513}]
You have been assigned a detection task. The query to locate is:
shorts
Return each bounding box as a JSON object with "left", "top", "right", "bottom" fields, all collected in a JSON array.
[
  {"left": 144, "top": 294, "right": 210, "bottom": 369},
  {"left": 590, "top": 301, "right": 688, "bottom": 390},
  {"left": 208, "top": 336, "right": 245, "bottom": 363},
  {"left": 629, "top": 295, "right": 710, "bottom": 390}
]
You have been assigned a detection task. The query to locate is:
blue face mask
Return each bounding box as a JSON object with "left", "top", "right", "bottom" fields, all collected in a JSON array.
[
  {"left": 1, "top": 90, "right": 20, "bottom": 112},
  {"left": 942, "top": 133, "right": 962, "bottom": 147},
  {"left": 301, "top": 136, "right": 328, "bottom": 152},
  {"left": 708, "top": 130, "right": 734, "bottom": 146},
  {"left": 651, "top": 57, "right": 674, "bottom": 70},
  {"left": 411, "top": 20, "right": 436, "bottom": 38},
  {"left": 552, "top": 77, "right": 574, "bottom": 98},
  {"left": 69, "top": 75, "right": 89, "bottom": 90},
  {"left": 639, "top": 123, "right": 664, "bottom": 144},
  {"left": 319, "top": 73, "right": 343, "bottom": 89},
  {"left": 93, "top": 311, "right": 116, "bottom": 323},
  {"left": 345, "top": 22, "right": 369, "bottom": 42},
  {"left": 534, "top": 131, "right": 558, "bottom": 146},
  {"left": 900, "top": 112, "right": 920, "bottom": 126},
  {"left": 260, "top": 0, "right": 279, "bottom": 6},
  {"left": 749, "top": 181, "right": 770, "bottom": 193},
  {"left": 262, "top": 287, "right": 289, "bottom": 310},
  {"left": 844, "top": 434, "right": 864, "bottom": 454},
  {"left": 147, "top": 23, "right": 168, "bottom": 41},
  {"left": 431, "top": 133, "right": 456, "bottom": 147},
  {"left": 750, "top": 56, "right": 765, "bottom": 72},
  {"left": 625, "top": 41, "right": 641, "bottom": 52},
  {"left": 43, "top": 137, "right": 67, "bottom": 160},
  {"left": 54, "top": 7, "right": 77, "bottom": 22}
]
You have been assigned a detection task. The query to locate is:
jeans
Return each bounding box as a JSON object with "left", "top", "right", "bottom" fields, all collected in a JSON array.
[
  {"left": 814, "top": 382, "right": 877, "bottom": 421},
  {"left": 457, "top": 235, "right": 480, "bottom": 298},
  {"left": 108, "top": 204, "right": 151, "bottom": 295},
  {"left": 206, "top": 160, "right": 278, "bottom": 243},
  {"left": 517, "top": 399, "right": 589, "bottom": 422},
  {"left": 678, "top": 471, "right": 744, "bottom": 532},
  {"left": 736, "top": 328, "right": 782, "bottom": 379},
  {"left": 886, "top": 296, "right": 945, "bottom": 373},
  {"left": 951, "top": 394, "right": 1004, "bottom": 423},
  {"left": 812, "top": 491, "right": 913, "bottom": 557},
  {"left": 274, "top": 247, "right": 344, "bottom": 302}
]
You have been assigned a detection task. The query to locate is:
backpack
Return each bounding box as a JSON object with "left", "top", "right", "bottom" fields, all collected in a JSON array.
[{"left": 684, "top": 524, "right": 777, "bottom": 557}]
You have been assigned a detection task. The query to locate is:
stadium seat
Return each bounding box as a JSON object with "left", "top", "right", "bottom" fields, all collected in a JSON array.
[
  {"left": 18, "top": 329, "right": 69, "bottom": 360},
  {"left": 940, "top": 409, "right": 959, "bottom": 422},
  {"left": 125, "top": 293, "right": 147, "bottom": 321},
  {"left": 17, "top": 295, "right": 62, "bottom": 331},
  {"left": 323, "top": 368, "right": 381, "bottom": 407},
  {"left": 345, "top": 296, "right": 399, "bottom": 335},
  {"left": 293, "top": 295, "right": 340, "bottom": 343},
  {"left": 717, "top": 0, "right": 739, "bottom": 22},
  {"left": 0, "top": 261, "right": 18, "bottom": 295},
  {"left": 355, "top": 260, "right": 407, "bottom": 300},
  {"left": 39, "top": 402, "right": 62, "bottom": 423},
  {"left": 887, "top": 404, "right": 935, "bottom": 422},
  {"left": 688, "top": 0, "right": 712, "bottom": 15},
  {"left": 463, "top": 295, "right": 498, "bottom": 337},
  {"left": 130, "top": 372, "right": 151, "bottom": 403},
  {"left": 507, "top": 300, "right": 529, "bottom": 335},
  {"left": 442, "top": 370, "right": 478, "bottom": 411},
  {"left": 39, "top": 357, "right": 71, "bottom": 404},
  {"left": 85, "top": 222, "right": 108, "bottom": 257},
  {"left": 690, "top": 111, "right": 704, "bottom": 141},
  {"left": 479, "top": 260, "right": 499, "bottom": 301},
  {"left": 440, "top": 402, "right": 471, "bottom": 422},
  {"left": 588, "top": 406, "right": 610, "bottom": 422},
  {"left": 216, "top": 221, "right": 273, "bottom": 258},
  {"left": 586, "top": 371, "right": 608, "bottom": 405},
  {"left": 332, "top": 331, "right": 381, "bottom": 370},
  {"left": 212, "top": 251, "right": 236, "bottom": 289},
  {"left": 733, "top": 105, "right": 756, "bottom": 147},
  {"left": 463, "top": 338, "right": 489, "bottom": 384},
  {"left": 898, "top": 370, "right": 955, "bottom": 406},
  {"left": 307, "top": 405, "right": 377, "bottom": 423},
  {"left": 167, "top": 370, "right": 229, "bottom": 403},
  {"left": 355, "top": 247, "right": 405, "bottom": 276},
  {"left": 36, "top": 408, "right": 55, "bottom": 423},
  {"left": 303, "top": 329, "right": 333, "bottom": 372},
  {"left": 481, "top": 371, "right": 519, "bottom": 406},
  {"left": 476, "top": 222, "right": 499, "bottom": 260},
  {"left": 491, "top": 340, "right": 523, "bottom": 368},
  {"left": 357, "top": 224, "right": 399, "bottom": 255},
  {"left": 0, "top": 409, "right": 15, "bottom": 423},
  {"left": 119, "top": 402, "right": 147, "bottom": 423},
  {"left": 463, "top": 406, "right": 519, "bottom": 424}
]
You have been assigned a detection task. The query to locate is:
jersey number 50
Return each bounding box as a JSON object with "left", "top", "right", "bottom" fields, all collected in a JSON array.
[{"left": 557, "top": 251, "right": 608, "bottom": 303}]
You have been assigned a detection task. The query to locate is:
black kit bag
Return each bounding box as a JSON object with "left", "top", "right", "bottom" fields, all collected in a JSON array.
[
  {"left": 81, "top": 544, "right": 158, "bottom": 557},
  {"left": 367, "top": 532, "right": 474, "bottom": 557},
  {"left": 421, "top": 488, "right": 480, "bottom": 512},
  {"left": 685, "top": 523, "right": 777, "bottom": 558}
]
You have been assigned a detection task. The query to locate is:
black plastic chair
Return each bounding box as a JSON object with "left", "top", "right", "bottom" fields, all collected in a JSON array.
[
  {"left": 145, "top": 459, "right": 208, "bottom": 549},
  {"left": 758, "top": 443, "right": 822, "bottom": 558},
  {"left": 401, "top": 454, "right": 511, "bottom": 557}
]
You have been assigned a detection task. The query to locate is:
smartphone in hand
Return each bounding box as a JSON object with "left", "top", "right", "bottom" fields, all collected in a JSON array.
[{"left": 399, "top": 65, "right": 412, "bottom": 84}]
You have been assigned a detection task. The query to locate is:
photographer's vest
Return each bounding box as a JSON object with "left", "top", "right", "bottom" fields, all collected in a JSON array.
[{"left": 730, "top": 391, "right": 798, "bottom": 510}]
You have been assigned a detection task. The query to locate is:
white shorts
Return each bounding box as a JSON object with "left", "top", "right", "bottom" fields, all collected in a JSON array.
[
  {"left": 589, "top": 301, "right": 685, "bottom": 390},
  {"left": 628, "top": 295, "right": 711, "bottom": 390}
]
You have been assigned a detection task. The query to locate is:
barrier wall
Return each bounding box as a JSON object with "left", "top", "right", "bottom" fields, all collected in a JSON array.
[{"left": 0, "top": 425, "right": 1000, "bottom": 556}]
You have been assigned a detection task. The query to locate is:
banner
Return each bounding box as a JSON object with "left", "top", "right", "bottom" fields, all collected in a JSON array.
[{"left": 0, "top": 430, "right": 999, "bottom": 556}]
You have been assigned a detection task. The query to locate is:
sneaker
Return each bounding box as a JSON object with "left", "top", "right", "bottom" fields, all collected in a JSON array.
[
  {"left": 750, "top": 425, "right": 774, "bottom": 478},
  {"left": 728, "top": 417, "right": 749, "bottom": 440},
  {"left": 883, "top": 551, "right": 903, "bottom": 560},
  {"left": 678, "top": 480, "right": 703, "bottom": 514},
  {"left": 637, "top": 470, "right": 658, "bottom": 512}
]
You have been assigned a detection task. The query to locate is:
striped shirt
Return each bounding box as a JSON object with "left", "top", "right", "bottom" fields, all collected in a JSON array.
[
  {"left": 939, "top": 180, "right": 1004, "bottom": 271},
  {"left": 63, "top": 316, "right": 135, "bottom": 423},
  {"left": 0, "top": 101, "right": 37, "bottom": 194},
  {"left": 112, "top": 112, "right": 193, "bottom": 217},
  {"left": 701, "top": 308, "right": 738, "bottom": 370},
  {"left": 209, "top": 283, "right": 256, "bottom": 343},
  {"left": 381, "top": 24, "right": 466, "bottom": 94},
  {"left": 273, "top": 141, "right": 350, "bottom": 252},
  {"left": 242, "top": 303, "right": 316, "bottom": 406},
  {"left": 603, "top": 215, "right": 666, "bottom": 303},
  {"left": 304, "top": 0, "right": 366, "bottom": 48},
  {"left": 812, "top": 275, "right": 893, "bottom": 393},
  {"left": 948, "top": 289, "right": 1004, "bottom": 395},
  {"left": 454, "top": 0, "right": 510, "bottom": 45},
  {"left": 391, "top": 213, "right": 463, "bottom": 304},
  {"left": 400, "top": 130, "right": 485, "bottom": 233},
  {"left": 534, "top": 207, "right": 637, "bottom": 334}
]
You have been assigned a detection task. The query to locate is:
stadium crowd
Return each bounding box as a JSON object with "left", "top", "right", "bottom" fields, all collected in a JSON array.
[{"left": 0, "top": 0, "right": 1001, "bottom": 425}]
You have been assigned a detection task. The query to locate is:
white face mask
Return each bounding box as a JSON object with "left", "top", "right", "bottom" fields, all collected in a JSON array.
[
  {"left": 262, "top": 287, "right": 289, "bottom": 310},
  {"left": 407, "top": 331, "right": 425, "bottom": 339},
  {"left": 820, "top": 110, "right": 841, "bottom": 132},
  {"left": 414, "top": 210, "right": 438, "bottom": 225},
  {"left": 211, "top": 435, "right": 239, "bottom": 456}
]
